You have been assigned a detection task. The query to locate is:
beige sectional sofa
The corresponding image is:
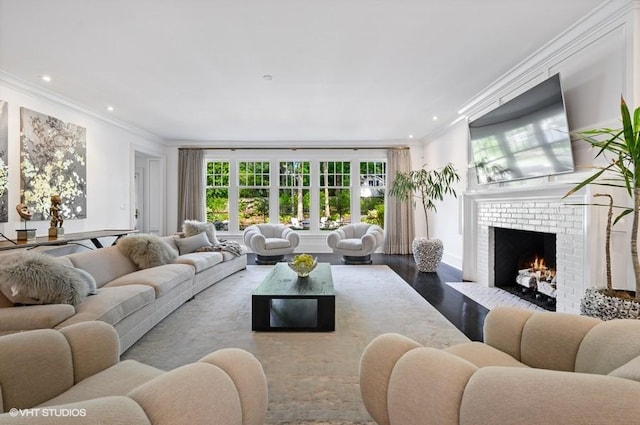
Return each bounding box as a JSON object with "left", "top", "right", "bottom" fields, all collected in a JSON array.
[
  {"left": 359, "top": 306, "right": 640, "bottom": 425},
  {"left": 0, "top": 235, "right": 247, "bottom": 353},
  {"left": 0, "top": 321, "right": 267, "bottom": 425}
]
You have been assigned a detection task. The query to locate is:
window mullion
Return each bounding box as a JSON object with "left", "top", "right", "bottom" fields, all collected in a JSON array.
[
  {"left": 228, "top": 161, "right": 239, "bottom": 232},
  {"left": 351, "top": 160, "right": 360, "bottom": 224},
  {"left": 309, "top": 161, "right": 320, "bottom": 232},
  {"left": 269, "top": 160, "right": 279, "bottom": 223}
]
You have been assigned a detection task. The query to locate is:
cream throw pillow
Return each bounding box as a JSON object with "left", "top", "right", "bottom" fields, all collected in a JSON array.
[{"left": 183, "top": 220, "right": 219, "bottom": 245}]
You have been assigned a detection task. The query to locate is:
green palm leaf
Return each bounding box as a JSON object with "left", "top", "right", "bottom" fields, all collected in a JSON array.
[{"left": 566, "top": 97, "right": 640, "bottom": 300}]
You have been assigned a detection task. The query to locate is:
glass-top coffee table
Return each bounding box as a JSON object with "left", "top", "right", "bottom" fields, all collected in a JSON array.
[{"left": 252, "top": 262, "right": 335, "bottom": 332}]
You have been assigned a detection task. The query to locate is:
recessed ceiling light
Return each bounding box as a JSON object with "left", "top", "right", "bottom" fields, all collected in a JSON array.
[
  {"left": 106, "top": 106, "right": 114, "bottom": 112},
  {"left": 40, "top": 75, "right": 51, "bottom": 82},
  {"left": 432, "top": 116, "right": 438, "bottom": 121},
  {"left": 262, "top": 74, "right": 273, "bottom": 81},
  {"left": 408, "top": 134, "right": 414, "bottom": 139}
]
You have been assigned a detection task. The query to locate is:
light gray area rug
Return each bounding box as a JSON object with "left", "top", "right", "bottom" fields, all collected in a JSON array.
[{"left": 122, "top": 265, "right": 469, "bottom": 424}]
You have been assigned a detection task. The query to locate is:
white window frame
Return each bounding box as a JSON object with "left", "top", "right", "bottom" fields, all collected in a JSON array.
[{"left": 203, "top": 149, "right": 387, "bottom": 234}]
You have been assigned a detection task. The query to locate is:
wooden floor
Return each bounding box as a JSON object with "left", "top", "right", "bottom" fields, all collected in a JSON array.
[{"left": 247, "top": 253, "right": 489, "bottom": 341}]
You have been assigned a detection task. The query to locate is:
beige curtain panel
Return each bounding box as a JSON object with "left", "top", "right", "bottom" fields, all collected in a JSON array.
[
  {"left": 178, "top": 148, "right": 204, "bottom": 229},
  {"left": 384, "top": 148, "right": 415, "bottom": 254}
]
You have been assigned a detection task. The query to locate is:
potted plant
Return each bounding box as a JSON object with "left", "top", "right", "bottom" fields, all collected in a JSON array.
[
  {"left": 389, "top": 162, "right": 460, "bottom": 272},
  {"left": 564, "top": 97, "right": 640, "bottom": 319}
]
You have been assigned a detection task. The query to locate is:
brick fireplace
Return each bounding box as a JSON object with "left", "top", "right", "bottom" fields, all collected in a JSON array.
[{"left": 463, "top": 185, "right": 587, "bottom": 313}]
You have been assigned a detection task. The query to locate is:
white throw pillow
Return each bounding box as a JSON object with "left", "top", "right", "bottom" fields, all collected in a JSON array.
[
  {"left": 174, "top": 231, "right": 212, "bottom": 255},
  {"left": 183, "top": 220, "right": 219, "bottom": 245}
]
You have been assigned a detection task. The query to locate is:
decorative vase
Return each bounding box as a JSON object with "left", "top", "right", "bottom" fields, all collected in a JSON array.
[
  {"left": 412, "top": 237, "right": 443, "bottom": 273},
  {"left": 581, "top": 287, "right": 640, "bottom": 320}
]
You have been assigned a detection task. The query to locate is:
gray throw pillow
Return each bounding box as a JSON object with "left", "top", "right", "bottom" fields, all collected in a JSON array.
[
  {"left": 117, "top": 234, "right": 178, "bottom": 269},
  {"left": 0, "top": 252, "right": 89, "bottom": 306},
  {"left": 183, "top": 220, "right": 219, "bottom": 245},
  {"left": 174, "top": 232, "right": 212, "bottom": 255}
]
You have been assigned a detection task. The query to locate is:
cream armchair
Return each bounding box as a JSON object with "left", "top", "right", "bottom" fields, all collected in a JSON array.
[
  {"left": 327, "top": 223, "right": 383, "bottom": 264},
  {"left": 359, "top": 306, "right": 640, "bottom": 425},
  {"left": 243, "top": 223, "right": 300, "bottom": 264},
  {"left": 0, "top": 321, "right": 268, "bottom": 425}
]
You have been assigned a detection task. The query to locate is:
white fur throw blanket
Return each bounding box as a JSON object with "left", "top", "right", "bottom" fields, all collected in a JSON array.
[
  {"left": 117, "top": 234, "right": 178, "bottom": 269},
  {"left": 0, "top": 252, "right": 89, "bottom": 305}
]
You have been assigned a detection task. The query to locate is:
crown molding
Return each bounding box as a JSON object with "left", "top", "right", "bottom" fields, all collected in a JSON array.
[
  {"left": 0, "top": 70, "right": 166, "bottom": 145},
  {"left": 457, "top": 0, "right": 636, "bottom": 118},
  {"left": 165, "top": 138, "right": 415, "bottom": 150}
]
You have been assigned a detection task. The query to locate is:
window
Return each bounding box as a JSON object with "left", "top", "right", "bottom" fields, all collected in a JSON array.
[
  {"left": 319, "top": 161, "right": 350, "bottom": 230},
  {"left": 360, "top": 161, "right": 385, "bottom": 228},
  {"left": 205, "top": 161, "right": 229, "bottom": 230},
  {"left": 204, "top": 153, "right": 386, "bottom": 233},
  {"left": 279, "top": 161, "right": 310, "bottom": 230},
  {"left": 238, "top": 161, "right": 270, "bottom": 230}
]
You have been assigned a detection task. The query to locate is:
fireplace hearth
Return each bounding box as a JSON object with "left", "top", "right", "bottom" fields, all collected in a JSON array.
[{"left": 494, "top": 227, "right": 557, "bottom": 311}]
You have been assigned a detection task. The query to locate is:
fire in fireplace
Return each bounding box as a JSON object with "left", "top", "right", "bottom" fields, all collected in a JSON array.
[
  {"left": 516, "top": 255, "right": 557, "bottom": 298},
  {"left": 493, "top": 227, "right": 556, "bottom": 311}
]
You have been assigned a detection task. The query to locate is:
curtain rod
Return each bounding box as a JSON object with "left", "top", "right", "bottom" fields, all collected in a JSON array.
[{"left": 178, "top": 146, "right": 410, "bottom": 151}]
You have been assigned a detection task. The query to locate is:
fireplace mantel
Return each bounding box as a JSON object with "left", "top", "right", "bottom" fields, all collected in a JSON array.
[{"left": 464, "top": 182, "right": 580, "bottom": 203}]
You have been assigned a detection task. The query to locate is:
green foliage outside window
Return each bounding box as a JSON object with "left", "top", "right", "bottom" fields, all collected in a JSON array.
[
  {"left": 361, "top": 189, "right": 385, "bottom": 227},
  {"left": 279, "top": 162, "right": 310, "bottom": 227},
  {"left": 205, "top": 161, "right": 230, "bottom": 228},
  {"left": 205, "top": 158, "right": 386, "bottom": 232},
  {"left": 239, "top": 188, "right": 269, "bottom": 230},
  {"left": 238, "top": 161, "right": 270, "bottom": 229},
  {"left": 359, "top": 161, "right": 386, "bottom": 228}
]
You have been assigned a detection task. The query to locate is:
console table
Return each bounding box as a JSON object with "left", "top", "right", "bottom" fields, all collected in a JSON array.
[{"left": 0, "top": 229, "right": 138, "bottom": 251}]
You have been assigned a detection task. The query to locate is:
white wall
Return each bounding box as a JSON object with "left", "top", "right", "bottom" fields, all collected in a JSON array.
[
  {"left": 421, "top": 121, "right": 468, "bottom": 269},
  {"left": 425, "top": 0, "right": 638, "bottom": 281},
  {"left": 165, "top": 147, "right": 180, "bottom": 234},
  {"left": 0, "top": 75, "right": 165, "bottom": 239}
]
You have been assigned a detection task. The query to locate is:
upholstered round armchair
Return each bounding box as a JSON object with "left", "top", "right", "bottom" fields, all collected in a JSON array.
[
  {"left": 243, "top": 224, "right": 300, "bottom": 264},
  {"left": 327, "top": 223, "right": 383, "bottom": 264}
]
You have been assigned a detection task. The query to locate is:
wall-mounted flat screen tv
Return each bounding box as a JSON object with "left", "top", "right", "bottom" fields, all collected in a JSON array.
[{"left": 469, "top": 73, "right": 574, "bottom": 184}]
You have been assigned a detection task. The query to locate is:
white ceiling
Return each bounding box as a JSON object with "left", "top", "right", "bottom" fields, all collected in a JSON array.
[{"left": 0, "top": 0, "right": 606, "bottom": 144}]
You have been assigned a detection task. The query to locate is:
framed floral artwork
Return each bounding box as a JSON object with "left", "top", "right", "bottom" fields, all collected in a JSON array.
[
  {"left": 0, "top": 100, "right": 7, "bottom": 222},
  {"left": 20, "top": 108, "right": 87, "bottom": 221}
]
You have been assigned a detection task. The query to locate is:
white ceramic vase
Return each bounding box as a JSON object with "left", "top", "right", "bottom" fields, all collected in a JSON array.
[{"left": 412, "top": 237, "right": 443, "bottom": 273}]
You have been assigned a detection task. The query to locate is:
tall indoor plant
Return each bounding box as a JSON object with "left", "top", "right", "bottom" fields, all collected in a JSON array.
[
  {"left": 389, "top": 162, "right": 460, "bottom": 272},
  {"left": 564, "top": 97, "right": 640, "bottom": 318}
]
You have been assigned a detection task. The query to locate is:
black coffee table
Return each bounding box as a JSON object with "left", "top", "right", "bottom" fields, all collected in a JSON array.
[{"left": 252, "top": 263, "right": 335, "bottom": 332}]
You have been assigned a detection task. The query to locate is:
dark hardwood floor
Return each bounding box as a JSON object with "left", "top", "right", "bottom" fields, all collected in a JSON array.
[{"left": 247, "top": 253, "right": 489, "bottom": 341}]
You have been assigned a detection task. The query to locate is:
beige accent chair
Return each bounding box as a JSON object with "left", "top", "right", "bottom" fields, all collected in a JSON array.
[
  {"left": 327, "top": 223, "right": 383, "bottom": 264},
  {"left": 243, "top": 223, "right": 300, "bottom": 264},
  {"left": 359, "top": 306, "right": 640, "bottom": 425},
  {"left": 0, "top": 321, "right": 268, "bottom": 425}
]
